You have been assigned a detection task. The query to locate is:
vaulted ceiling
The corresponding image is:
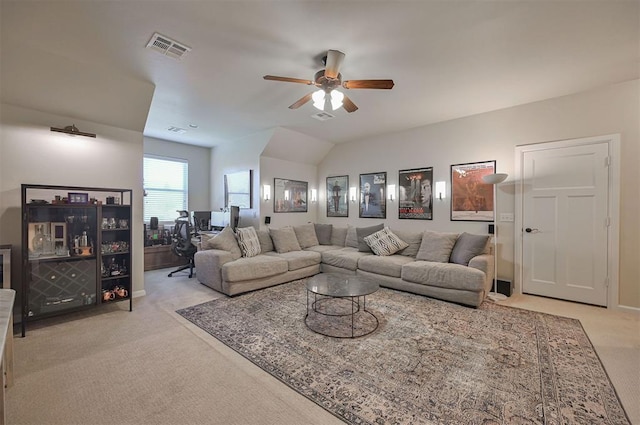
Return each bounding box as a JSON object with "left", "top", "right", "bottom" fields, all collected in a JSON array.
[{"left": 1, "top": 1, "right": 638, "bottom": 148}]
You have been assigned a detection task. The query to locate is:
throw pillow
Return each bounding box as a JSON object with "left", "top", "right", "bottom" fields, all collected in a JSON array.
[
  {"left": 314, "top": 223, "right": 333, "bottom": 245},
  {"left": 331, "top": 227, "right": 348, "bottom": 247},
  {"left": 269, "top": 226, "right": 302, "bottom": 253},
  {"left": 293, "top": 223, "right": 319, "bottom": 249},
  {"left": 356, "top": 223, "right": 385, "bottom": 252},
  {"left": 364, "top": 227, "right": 409, "bottom": 256},
  {"left": 392, "top": 229, "right": 424, "bottom": 258},
  {"left": 255, "top": 229, "right": 274, "bottom": 253},
  {"left": 203, "top": 226, "right": 242, "bottom": 260},
  {"left": 415, "top": 231, "right": 459, "bottom": 263},
  {"left": 235, "top": 226, "right": 261, "bottom": 258},
  {"left": 449, "top": 232, "right": 490, "bottom": 266},
  {"left": 345, "top": 225, "right": 358, "bottom": 248}
]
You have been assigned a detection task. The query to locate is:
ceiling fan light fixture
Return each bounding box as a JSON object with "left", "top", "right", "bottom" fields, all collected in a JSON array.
[
  {"left": 330, "top": 90, "right": 344, "bottom": 111},
  {"left": 312, "top": 89, "right": 325, "bottom": 110}
]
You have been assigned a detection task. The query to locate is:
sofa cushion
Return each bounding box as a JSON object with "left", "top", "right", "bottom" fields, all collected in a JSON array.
[
  {"left": 305, "top": 245, "right": 341, "bottom": 253},
  {"left": 321, "top": 247, "right": 371, "bottom": 271},
  {"left": 314, "top": 223, "right": 333, "bottom": 245},
  {"left": 416, "top": 231, "right": 459, "bottom": 263},
  {"left": 345, "top": 226, "right": 358, "bottom": 248},
  {"left": 221, "top": 255, "right": 288, "bottom": 282},
  {"left": 401, "top": 261, "right": 486, "bottom": 292},
  {"left": 293, "top": 223, "right": 319, "bottom": 248},
  {"left": 235, "top": 226, "right": 261, "bottom": 258},
  {"left": 364, "top": 227, "right": 409, "bottom": 256},
  {"left": 203, "top": 226, "right": 242, "bottom": 260},
  {"left": 269, "top": 226, "right": 302, "bottom": 253},
  {"left": 265, "top": 250, "right": 321, "bottom": 271},
  {"left": 356, "top": 223, "right": 385, "bottom": 252},
  {"left": 450, "top": 232, "right": 490, "bottom": 266},
  {"left": 358, "top": 254, "right": 414, "bottom": 278},
  {"left": 392, "top": 229, "right": 424, "bottom": 258},
  {"left": 331, "top": 227, "right": 348, "bottom": 247},
  {"left": 256, "top": 229, "right": 274, "bottom": 253}
]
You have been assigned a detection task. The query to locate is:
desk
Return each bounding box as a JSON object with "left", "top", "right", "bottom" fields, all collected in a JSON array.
[
  {"left": 0, "top": 289, "right": 15, "bottom": 425},
  {"left": 144, "top": 245, "right": 188, "bottom": 271}
]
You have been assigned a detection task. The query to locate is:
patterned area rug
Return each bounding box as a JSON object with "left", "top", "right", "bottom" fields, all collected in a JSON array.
[{"left": 177, "top": 280, "right": 629, "bottom": 424}]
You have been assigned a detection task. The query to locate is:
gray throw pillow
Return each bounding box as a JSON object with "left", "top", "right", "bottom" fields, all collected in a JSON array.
[
  {"left": 416, "top": 231, "right": 459, "bottom": 263},
  {"left": 331, "top": 227, "right": 348, "bottom": 247},
  {"left": 293, "top": 223, "right": 319, "bottom": 249},
  {"left": 314, "top": 223, "right": 333, "bottom": 245},
  {"left": 449, "top": 232, "right": 490, "bottom": 266},
  {"left": 204, "top": 226, "right": 242, "bottom": 260},
  {"left": 392, "top": 229, "right": 424, "bottom": 257},
  {"left": 269, "top": 226, "right": 302, "bottom": 253},
  {"left": 356, "top": 223, "right": 385, "bottom": 252},
  {"left": 345, "top": 225, "right": 358, "bottom": 248},
  {"left": 255, "top": 229, "right": 274, "bottom": 253}
]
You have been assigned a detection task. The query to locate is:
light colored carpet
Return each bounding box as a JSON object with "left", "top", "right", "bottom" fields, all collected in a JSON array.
[{"left": 7, "top": 268, "right": 639, "bottom": 424}]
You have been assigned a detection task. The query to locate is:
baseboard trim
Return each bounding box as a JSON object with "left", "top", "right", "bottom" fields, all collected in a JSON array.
[{"left": 132, "top": 290, "right": 146, "bottom": 299}]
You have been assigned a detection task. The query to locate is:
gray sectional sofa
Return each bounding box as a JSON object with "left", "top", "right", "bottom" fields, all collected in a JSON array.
[{"left": 194, "top": 223, "right": 494, "bottom": 307}]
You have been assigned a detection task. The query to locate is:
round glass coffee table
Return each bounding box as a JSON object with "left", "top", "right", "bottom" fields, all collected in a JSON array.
[{"left": 305, "top": 273, "right": 379, "bottom": 338}]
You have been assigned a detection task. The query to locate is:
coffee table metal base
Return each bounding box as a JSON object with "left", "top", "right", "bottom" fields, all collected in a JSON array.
[{"left": 305, "top": 291, "right": 379, "bottom": 339}]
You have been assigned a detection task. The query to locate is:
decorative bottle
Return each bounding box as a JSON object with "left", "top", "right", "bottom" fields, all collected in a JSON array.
[{"left": 31, "top": 224, "right": 45, "bottom": 255}]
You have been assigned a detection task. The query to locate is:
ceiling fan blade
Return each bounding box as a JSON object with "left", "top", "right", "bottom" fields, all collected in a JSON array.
[
  {"left": 288, "top": 92, "right": 313, "bottom": 109},
  {"left": 324, "top": 50, "right": 345, "bottom": 79},
  {"left": 342, "top": 95, "right": 358, "bottom": 113},
  {"left": 342, "top": 79, "right": 395, "bottom": 90},
  {"left": 264, "top": 75, "right": 315, "bottom": 85}
]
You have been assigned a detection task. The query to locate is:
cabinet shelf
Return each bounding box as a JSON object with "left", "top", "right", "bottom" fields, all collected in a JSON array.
[{"left": 21, "top": 184, "right": 133, "bottom": 336}]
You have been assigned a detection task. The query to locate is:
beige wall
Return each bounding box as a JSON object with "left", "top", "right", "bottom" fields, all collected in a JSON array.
[
  {"left": 0, "top": 104, "right": 146, "bottom": 297},
  {"left": 318, "top": 80, "right": 639, "bottom": 310}
]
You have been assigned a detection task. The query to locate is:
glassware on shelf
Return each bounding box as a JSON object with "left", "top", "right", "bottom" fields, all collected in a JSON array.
[{"left": 31, "top": 224, "right": 45, "bottom": 256}]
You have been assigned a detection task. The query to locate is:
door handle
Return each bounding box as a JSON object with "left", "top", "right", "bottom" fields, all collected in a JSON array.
[{"left": 525, "top": 228, "right": 539, "bottom": 233}]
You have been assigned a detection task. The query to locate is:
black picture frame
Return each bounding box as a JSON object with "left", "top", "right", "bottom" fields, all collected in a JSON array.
[
  {"left": 398, "top": 167, "right": 433, "bottom": 220},
  {"left": 326, "top": 175, "right": 349, "bottom": 217},
  {"left": 68, "top": 192, "right": 89, "bottom": 204},
  {"left": 450, "top": 160, "right": 496, "bottom": 222},
  {"left": 273, "top": 178, "right": 308, "bottom": 213},
  {"left": 359, "top": 172, "right": 386, "bottom": 219}
]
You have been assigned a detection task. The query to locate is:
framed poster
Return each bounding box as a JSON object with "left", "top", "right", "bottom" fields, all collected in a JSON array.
[
  {"left": 398, "top": 167, "right": 433, "bottom": 220},
  {"left": 224, "top": 170, "right": 253, "bottom": 209},
  {"left": 273, "top": 178, "right": 308, "bottom": 213},
  {"left": 359, "top": 172, "right": 386, "bottom": 219},
  {"left": 450, "top": 160, "right": 495, "bottom": 221},
  {"left": 326, "top": 176, "right": 349, "bottom": 217}
]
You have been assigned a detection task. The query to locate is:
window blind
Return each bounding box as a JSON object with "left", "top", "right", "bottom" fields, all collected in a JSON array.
[{"left": 143, "top": 155, "right": 188, "bottom": 222}]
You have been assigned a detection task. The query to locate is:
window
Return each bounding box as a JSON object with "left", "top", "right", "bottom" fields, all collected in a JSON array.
[{"left": 143, "top": 155, "right": 188, "bottom": 222}]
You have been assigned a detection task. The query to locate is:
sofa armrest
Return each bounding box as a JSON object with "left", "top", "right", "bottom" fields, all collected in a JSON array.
[
  {"left": 194, "top": 249, "right": 235, "bottom": 292},
  {"left": 468, "top": 254, "right": 494, "bottom": 294}
]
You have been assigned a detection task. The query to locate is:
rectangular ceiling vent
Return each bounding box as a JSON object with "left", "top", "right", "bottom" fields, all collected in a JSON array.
[
  {"left": 146, "top": 32, "right": 191, "bottom": 60},
  {"left": 311, "top": 111, "right": 335, "bottom": 121}
]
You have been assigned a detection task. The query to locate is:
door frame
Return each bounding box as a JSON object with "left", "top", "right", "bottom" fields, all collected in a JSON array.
[{"left": 514, "top": 134, "right": 621, "bottom": 309}]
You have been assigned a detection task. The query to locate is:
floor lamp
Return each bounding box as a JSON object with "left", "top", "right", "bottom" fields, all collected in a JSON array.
[{"left": 482, "top": 172, "right": 508, "bottom": 302}]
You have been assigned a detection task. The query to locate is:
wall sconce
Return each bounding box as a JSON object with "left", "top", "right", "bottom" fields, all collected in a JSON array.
[
  {"left": 311, "top": 189, "right": 317, "bottom": 203},
  {"left": 349, "top": 187, "right": 357, "bottom": 203},
  {"left": 263, "top": 184, "right": 271, "bottom": 202},
  {"left": 50, "top": 124, "right": 96, "bottom": 138},
  {"left": 284, "top": 190, "right": 290, "bottom": 201},
  {"left": 387, "top": 184, "right": 396, "bottom": 201},
  {"left": 435, "top": 181, "right": 446, "bottom": 200}
]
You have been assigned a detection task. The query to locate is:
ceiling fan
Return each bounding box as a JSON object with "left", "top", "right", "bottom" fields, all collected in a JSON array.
[{"left": 263, "top": 49, "right": 394, "bottom": 113}]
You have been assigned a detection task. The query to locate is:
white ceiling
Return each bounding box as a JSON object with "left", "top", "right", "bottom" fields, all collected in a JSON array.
[{"left": 1, "top": 1, "right": 638, "bottom": 148}]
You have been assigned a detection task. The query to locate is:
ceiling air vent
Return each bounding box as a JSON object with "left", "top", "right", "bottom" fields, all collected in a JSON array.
[
  {"left": 146, "top": 32, "right": 191, "bottom": 60},
  {"left": 167, "top": 126, "right": 187, "bottom": 134},
  {"left": 311, "top": 112, "right": 335, "bottom": 121}
]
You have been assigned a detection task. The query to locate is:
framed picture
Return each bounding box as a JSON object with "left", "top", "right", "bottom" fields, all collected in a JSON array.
[
  {"left": 68, "top": 192, "right": 89, "bottom": 204},
  {"left": 359, "top": 172, "right": 386, "bottom": 219},
  {"left": 326, "top": 175, "right": 349, "bottom": 217},
  {"left": 273, "top": 178, "right": 308, "bottom": 213},
  {"left": 398, "top": 167, "right": 433, "bottom": 220},
  {"left": 450, "top": 160, "right": 496, "bottom": 222},
  {"left": 224, "top": 170, "right": 253, "bottom": 209}
]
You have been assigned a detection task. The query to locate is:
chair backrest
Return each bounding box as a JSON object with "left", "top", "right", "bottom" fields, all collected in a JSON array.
[
  {"left": 229, "top": 205, "right": 240, "bottom": 230},
  {"left": 193, "top": 211, "right": 211, "bottom": 233},
  {"left": 171, "top": 215, "right": 196, "bottom": 258}
]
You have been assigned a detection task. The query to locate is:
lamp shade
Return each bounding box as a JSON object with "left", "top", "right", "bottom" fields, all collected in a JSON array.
[{"left": 482, "top": 173, "right": 508, "bottom": 185}]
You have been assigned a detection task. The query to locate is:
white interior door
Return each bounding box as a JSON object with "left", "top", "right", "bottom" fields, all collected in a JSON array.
[{"left": 521, "top": 142, "right": 609, "bottom": 306}]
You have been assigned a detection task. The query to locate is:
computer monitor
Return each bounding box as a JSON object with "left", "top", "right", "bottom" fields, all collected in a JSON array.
[{"left": 192, "top": 211, "right": 211, "bottom": 233}]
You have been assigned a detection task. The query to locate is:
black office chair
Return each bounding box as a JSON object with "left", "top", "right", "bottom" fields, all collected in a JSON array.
[{"left": 168, "top": 211, "right": 197, "bottom": 278}]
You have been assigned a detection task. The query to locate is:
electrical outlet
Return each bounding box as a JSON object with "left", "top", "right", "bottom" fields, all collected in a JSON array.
[{"left": 499, "top": 213, "right": 514, "bottom": 222}]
